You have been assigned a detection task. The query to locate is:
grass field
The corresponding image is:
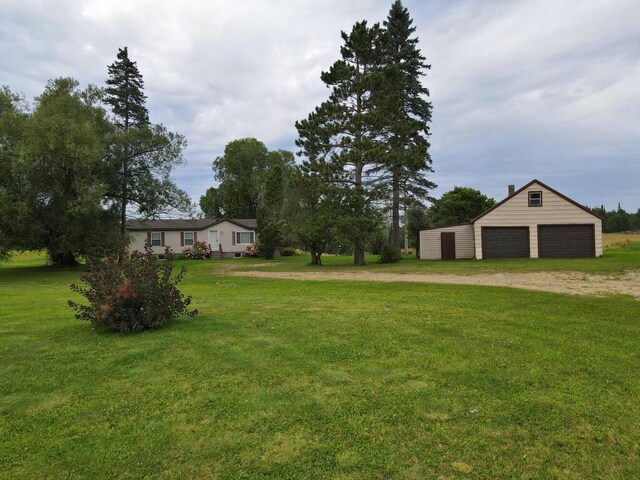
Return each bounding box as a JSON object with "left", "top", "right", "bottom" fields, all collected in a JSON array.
[{"left": 1, "top": 243, "right": 640, "bottom": 479}]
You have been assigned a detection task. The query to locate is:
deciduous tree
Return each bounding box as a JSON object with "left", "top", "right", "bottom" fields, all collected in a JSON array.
[
  {"left": 22, "top": 78, "right": 120, "bottom": 265},
  {"left": 428, "top": 187, "right": 495, "bottom": 228}
]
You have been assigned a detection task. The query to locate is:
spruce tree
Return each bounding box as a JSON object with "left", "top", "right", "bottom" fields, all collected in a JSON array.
[
  {"left": 105, "top": 47, "right": 148, "bottom": 240},
  {"left": 380, "top": 1, "right": 435, "bottom": 255},
  {"left": 104, "top": 47, "right": 190, "bottom": 254}
]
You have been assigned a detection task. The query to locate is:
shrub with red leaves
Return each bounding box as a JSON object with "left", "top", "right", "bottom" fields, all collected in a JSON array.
[{"left": 69, "top": 243, "right": 197, "bottom": 333}]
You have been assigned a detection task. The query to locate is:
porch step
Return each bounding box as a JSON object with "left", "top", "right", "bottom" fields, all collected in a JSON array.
[{"left": 210, "top": 251, "right": 223, "bottom": 259}]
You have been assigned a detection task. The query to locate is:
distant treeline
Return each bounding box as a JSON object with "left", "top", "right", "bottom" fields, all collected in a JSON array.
[{"left": 592, "top": 206, "right": 640, "bottom": 233}]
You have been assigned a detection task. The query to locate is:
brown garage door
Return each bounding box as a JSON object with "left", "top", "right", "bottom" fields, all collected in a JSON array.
[
  {"left": 482, "top": 227, "right": 530, "bottom": 258},
  {"left": 538, "top": 225, "right": 595, "bottom": 258}
]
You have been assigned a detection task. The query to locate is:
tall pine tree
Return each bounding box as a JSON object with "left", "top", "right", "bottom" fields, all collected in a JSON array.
[
  {"left": 380, "top": 1, "right": 435, "bottom": 255},
  {"left": 296, "top": 21, "right": 385, "bottom": 266},
  {"left": 104, "top": 47, "right": 190, "bottom": 252}
]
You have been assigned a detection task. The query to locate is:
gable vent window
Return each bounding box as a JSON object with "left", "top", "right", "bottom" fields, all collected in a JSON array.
[{"left": 528, "top": 191, "right": 542, "bottom": 207}]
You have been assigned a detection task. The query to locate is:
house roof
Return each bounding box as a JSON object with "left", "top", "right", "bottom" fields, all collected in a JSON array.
[
  {"left": 126, "top": 218, "right": 257, "bottom": 231},
  {"left": 470, "top": 179, "right": 602, "bottom": 223}
]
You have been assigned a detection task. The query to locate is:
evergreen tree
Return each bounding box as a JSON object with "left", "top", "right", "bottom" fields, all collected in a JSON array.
[
  {"left": 105, "top": 47, "right": 149, "bottom": 129},
  {"left": 104, "top": 47, "right": 191, "bottom": 250},
  {"left": 379, "top": 0, "right": 435, "bottom": 255},
  {"left": 296, "top": 21, "right": 385, "bottom": 266}
]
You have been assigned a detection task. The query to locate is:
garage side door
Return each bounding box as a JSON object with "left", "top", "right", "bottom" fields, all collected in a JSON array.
[
  {"left": 482, "top": 227, "right": 530, "bottom": 258},
  {"left": 538, "top": 225, "right": 595, "bottom": 258}
]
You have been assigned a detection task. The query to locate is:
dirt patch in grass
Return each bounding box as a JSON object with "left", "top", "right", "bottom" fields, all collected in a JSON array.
[{"left": 232, "top": 269, "right": 640, "bottom": 299}]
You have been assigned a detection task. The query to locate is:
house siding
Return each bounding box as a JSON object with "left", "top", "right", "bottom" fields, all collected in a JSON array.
[
  {"left": 420, "top": 224, "right": 475, "bottom": 260},
  {"left": 473, "top": 183, "right": 602, "bottom": 259},
  {"left": 129, "top": 220, "right": 256, "bottom": 255}
]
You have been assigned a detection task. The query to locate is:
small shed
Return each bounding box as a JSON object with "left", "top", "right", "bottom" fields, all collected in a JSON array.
[
  {"left": 419, "top": 224, "right": 475, "bottom": 260},
  {"left": 420, "top": 180, "right": 603, "bottom": 260}
]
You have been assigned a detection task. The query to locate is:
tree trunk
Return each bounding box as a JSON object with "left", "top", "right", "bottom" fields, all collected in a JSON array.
[
  {"left": 353, "top": 242, "right": 365, "bottom": 266},
  {"left": 50, "top": 250, "right": 78, "bottom": 267},
  {"left": 391, "top": 166, "right": 401, "bottom": 256},
  {"left": 119, "top": 109, "right": 130, "bottom": 264},
  {"left": 310, "top": 250, "right": 318, "bottom": 265}
]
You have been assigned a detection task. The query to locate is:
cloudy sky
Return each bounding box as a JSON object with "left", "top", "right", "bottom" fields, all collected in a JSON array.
[{"left": 2, "top": 0, "right": 639, "bottom": 210}]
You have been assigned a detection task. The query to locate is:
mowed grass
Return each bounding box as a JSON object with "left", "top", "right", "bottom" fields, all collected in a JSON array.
[
  {"left": 238, "top": 237, "right": 640, "bottom": 275},
  {"left": 1, "top": 251, "right": 640, "bottom": 479}
]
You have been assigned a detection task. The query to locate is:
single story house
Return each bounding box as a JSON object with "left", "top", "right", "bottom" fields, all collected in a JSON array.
[
  {"left": 127, "top": 218, "right": 257, "bottom": 258},
  {"left": 420, "top": 180, "right": 603, "bottom": 260}
]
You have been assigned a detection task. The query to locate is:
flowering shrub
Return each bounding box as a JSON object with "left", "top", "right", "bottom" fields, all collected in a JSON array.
[
  {"left": 183, "top": 241, "right": 212, "bottom": 259},
  {"left": 244, "top": 243, "right": 258, "bottom": 257},
  {"left": 69, "top": 243, "right": 197, "bottom": 333}
]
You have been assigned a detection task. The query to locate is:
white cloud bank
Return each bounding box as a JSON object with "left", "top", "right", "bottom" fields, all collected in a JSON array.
[{"left": 1, "top": 0, "right": 638, "bottom": 209}]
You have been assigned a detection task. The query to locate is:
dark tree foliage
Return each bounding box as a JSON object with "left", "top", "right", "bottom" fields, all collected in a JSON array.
[
  {"left": 105, "top": 47, "right": 149, "bottom": 128},
  {"left": 377, "top": 0, "right": 435, "bottom": 255},
  {"left": 284, "top": 170, "right": 340, "bottom": 266},
  {"left": 406, "top": 205, "right": 429, "bottom": 257},
  {"left": 428, "top": 187, "right": 496, "bottom": 228},
  {"left": 0, "top": 87, "right": 30, "bottom": 260},
  {"left": 593, "top": 205, "right": 639, "bottom": 233},
  {"left": 296, "top": 21, "right": 385, "bottom": 265},
  {"left": 104, "top": 47, "right": 191, "bottom": 246},
  {"left": 199, "top": 187, "right": 224, "bottom": 217},
  {"left": 69, "top": 243, "right": 197, "bottom": 333},
  {"left": 211, "top": 138, "right": 294, "bottom": 219},
  {"left": 256, "top": 163, "right": 286, "bottom": 259},
  {"left": 22, "top": 78, "right": 120, "bottom": 265}
]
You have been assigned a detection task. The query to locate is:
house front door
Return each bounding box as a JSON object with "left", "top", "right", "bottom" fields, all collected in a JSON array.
[{"left": 208, "top": 230, "right": 219, "bottom": 250}]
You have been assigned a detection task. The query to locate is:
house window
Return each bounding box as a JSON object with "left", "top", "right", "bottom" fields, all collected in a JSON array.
[
  {"left": 151, "top": 232, "right": 162, "bottom": 246},
  {"left": 235, "top": 231, "right": 255, "bottom": 244},
  {"left": 184, "top": 232, "right": 194, "bottom": 246},
  {"left": 528, "top": 191, "right": 542, "bottom": 207},
  {"left": 234, "top": 252, "right": 243, "bottom": 258}
]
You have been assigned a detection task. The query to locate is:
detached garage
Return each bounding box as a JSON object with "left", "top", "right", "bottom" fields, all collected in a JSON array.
[{"left": 420, "top": 180, "right": 603, "bottom": 260}]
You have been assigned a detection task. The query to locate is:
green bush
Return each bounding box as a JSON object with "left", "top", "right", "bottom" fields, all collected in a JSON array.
[
  {"left": 378, "top": 243, "right": 401, "bottom": 263},
  {"left": 280, "top": 247, "right": 296, "bottom": 256},
  {"left": 69, "top": 244, "right": 197, "bottom": 333}
]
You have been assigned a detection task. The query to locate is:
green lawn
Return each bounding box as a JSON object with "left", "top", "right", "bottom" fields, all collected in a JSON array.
[
  {"left": 1, "top": 251, "right": 639, "bottom": 479},
  {"left": 236, "top": 239, "right": 640, "bottom": 275}
]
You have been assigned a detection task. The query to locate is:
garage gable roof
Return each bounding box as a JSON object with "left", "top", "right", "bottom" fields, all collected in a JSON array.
[{"left": 471, "top": 179, "right": 602, "bottom": 223}]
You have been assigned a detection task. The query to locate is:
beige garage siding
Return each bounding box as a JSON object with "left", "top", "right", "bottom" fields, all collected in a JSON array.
[
  {"left": 474, "top": 182, "right": 603, "bottom": 259},
  {"left": 420, "top": 224, "right": 475, "bottom": 260}
]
